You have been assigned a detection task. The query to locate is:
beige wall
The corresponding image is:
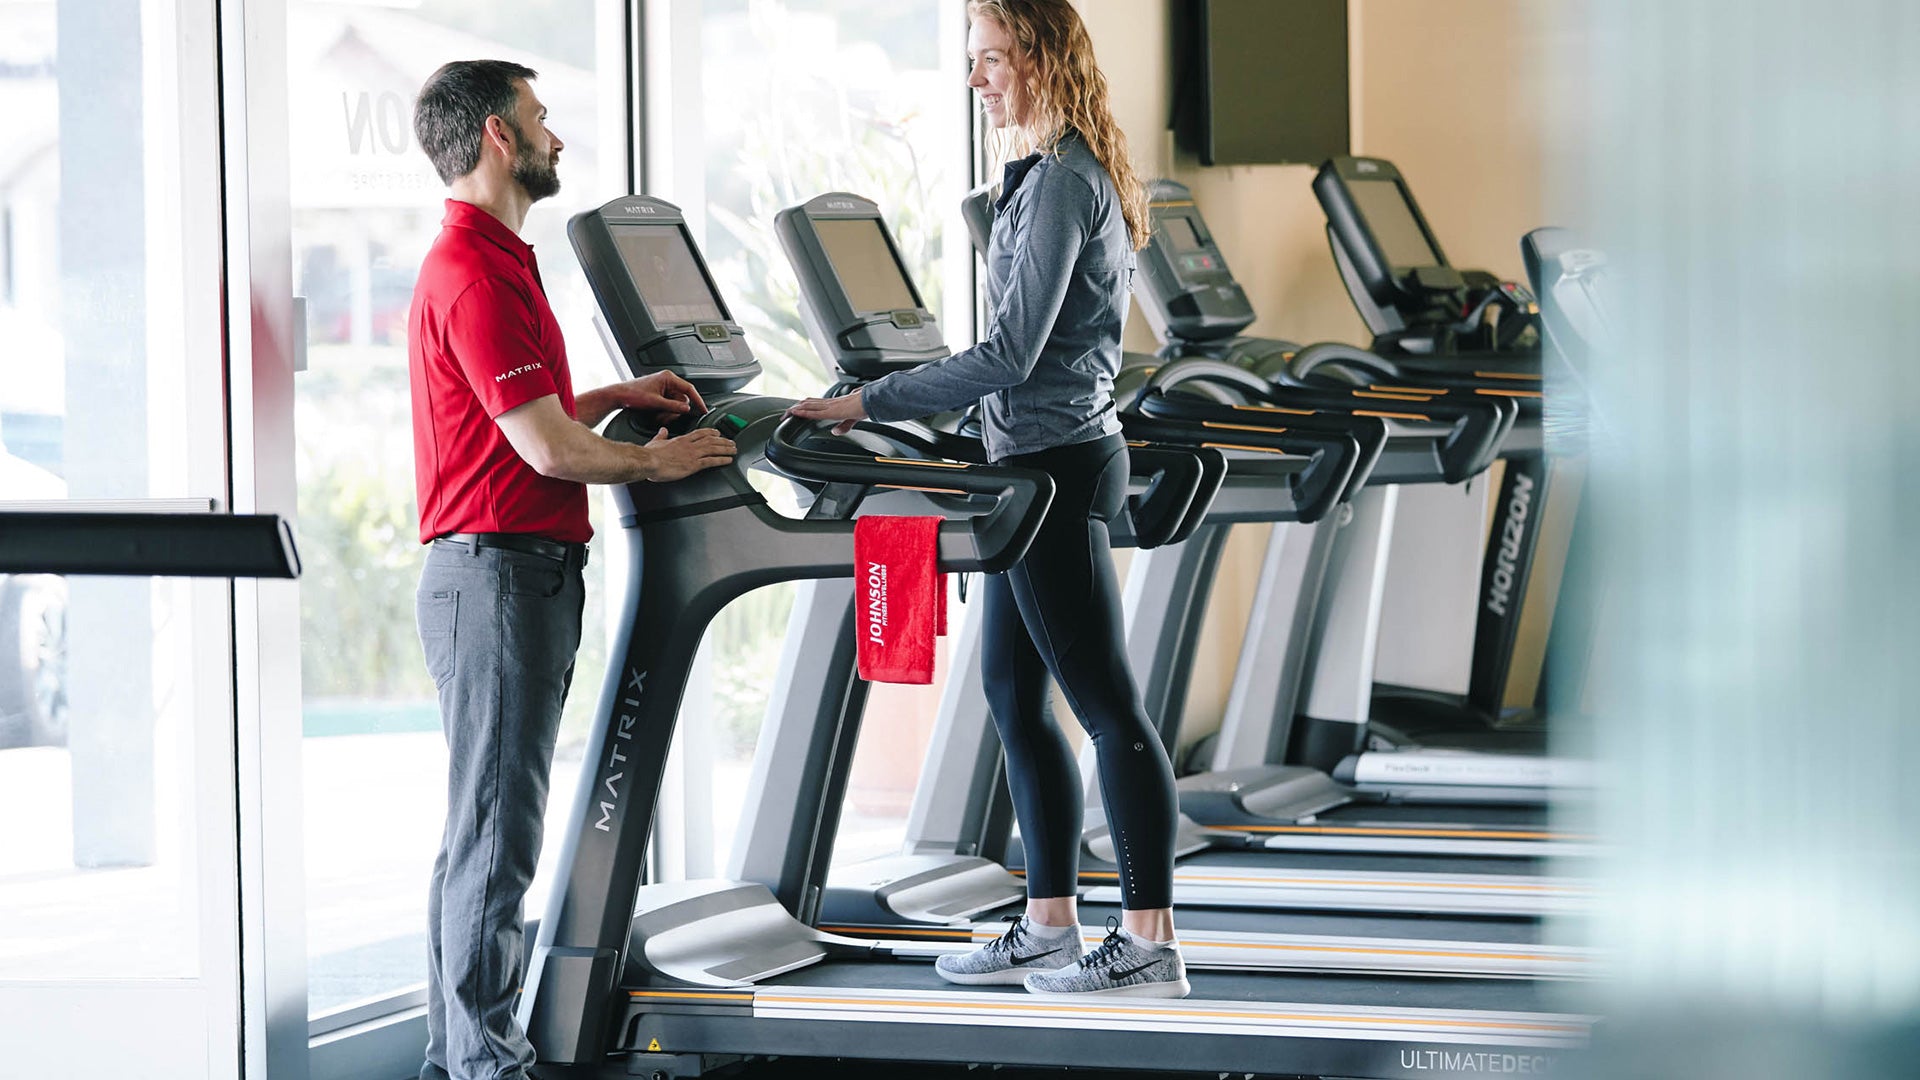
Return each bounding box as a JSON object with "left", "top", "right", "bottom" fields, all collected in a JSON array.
[{"left": 1075, "top": 0, "right": 1561, "bottom": 745}]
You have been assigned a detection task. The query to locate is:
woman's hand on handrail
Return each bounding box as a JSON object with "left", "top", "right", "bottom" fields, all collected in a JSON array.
[{"left": 786, "top": 389, "right": 869, "bottom": 435}]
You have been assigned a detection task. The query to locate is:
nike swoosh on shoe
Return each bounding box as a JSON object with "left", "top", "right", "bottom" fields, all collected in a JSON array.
[{"left": 1107, "top": 960, "right": 1164, "bottom": 981}]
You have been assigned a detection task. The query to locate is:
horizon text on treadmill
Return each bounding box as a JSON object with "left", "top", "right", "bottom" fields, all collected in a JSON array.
[{"left": 1485, "top": 470, "right": 1535, "bottom": 617}]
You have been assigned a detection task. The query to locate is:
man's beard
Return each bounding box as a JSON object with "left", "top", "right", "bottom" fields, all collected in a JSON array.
[{"left": 507, "top": 121, "right": 561, "bottom": 201}]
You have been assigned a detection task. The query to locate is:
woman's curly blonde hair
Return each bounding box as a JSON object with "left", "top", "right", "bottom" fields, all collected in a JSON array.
[{"left": 970, "top": 0, "right": 1150, "bottom": 251}]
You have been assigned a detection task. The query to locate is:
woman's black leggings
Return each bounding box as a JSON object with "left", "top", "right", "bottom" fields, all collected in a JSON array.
[{"left": 980, "top": 432, "right": 1178, "bottom": 910}]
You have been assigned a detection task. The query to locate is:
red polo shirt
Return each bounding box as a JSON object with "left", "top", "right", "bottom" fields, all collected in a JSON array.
[{"left": 408, "top": 199, "right": 591, "bottom": 545}]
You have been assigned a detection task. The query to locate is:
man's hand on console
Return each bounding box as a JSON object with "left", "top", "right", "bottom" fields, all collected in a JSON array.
[
  {"left": 644, "top": 426, "right": 736, "bottom": 482},
  {"left": 579, "top": 371, "right": 711, "bottom": 428}
]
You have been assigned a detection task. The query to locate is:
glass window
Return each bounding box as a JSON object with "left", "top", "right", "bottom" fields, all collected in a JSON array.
[
  {"left": 641, "top": 0, "right": 973, "bottom": 881},
  {"left": 669, "top": 0, "right": 972, "bottom": 397},
  {"left": 287, "top": 0, "right": 626, "bottom": 1018}
]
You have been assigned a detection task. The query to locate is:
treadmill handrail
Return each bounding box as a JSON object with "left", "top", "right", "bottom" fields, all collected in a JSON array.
[
  {"left": 1144, "top": 355, "right": 1513, "bottom": 484},
  {"left": 1135, "top": 356, "right": 1275, "bottom": 404},
  {"left": 1123, "top": 444, "right": 1223, "bottom": 549},
  {"left": 838, "top": 418, "right": 989, "bottom": 465},
  {"left": 1123, "top": 356, "right": 1387, "bottom": 501},
  {"left": 768, "top": 417, "right": 1055, "bottom": 574},
  {"left": 803, "top": 415, "right": 1207, "bottom": 552},
  {"left": 1286, "top": 343, "right": 1516, "bottom": 482},
  {"left": 0, "top": 511, "right": 302, "bottom": 578},
  {"left": 1117, "top": 410, "right": 1362, "bottom": 525},
  {"left": 1286, "top": 340, "right": 1402, "bottom": 383}
]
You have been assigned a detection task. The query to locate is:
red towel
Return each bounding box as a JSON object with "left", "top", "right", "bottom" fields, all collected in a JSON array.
[{"left": 853, "top": 515, "right": 947, "bottom": 684}]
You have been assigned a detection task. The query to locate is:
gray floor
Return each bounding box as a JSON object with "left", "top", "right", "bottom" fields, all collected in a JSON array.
[{"left": 309, "top": 932, "right": 427, "bottom": 1013}]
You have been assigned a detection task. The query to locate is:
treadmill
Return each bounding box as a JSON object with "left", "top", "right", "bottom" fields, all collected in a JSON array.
[
  {"left": 1309, "top": 158, "right": 1597, "bottom": 792},
  {"left": 774, "top": 193, "right": 1590, "bottom": 931},
  {"left": 1519, "top": 225, "right": 1610, "bottom": 458},
  {"left": 1515, "top": 226, "right": 1611, "bottom": 727},
  {"left": 1120, "top": 175, "right": 1585, "bottom": 810},
  {"left": 759, "top": 191, "right": 1591, "bottom": 977},
  {"left": 1112, "top": 183, "right": 1595, "bottom": 860},
  {"left": 763, "top": 186, "right": 1371, "bottom": 913},
  {"left": 907, "top": 187, "right": 1593, "bottom": 886},
  {"left": 516, "top": 193, "right": 1593, "bottom": 1080}
]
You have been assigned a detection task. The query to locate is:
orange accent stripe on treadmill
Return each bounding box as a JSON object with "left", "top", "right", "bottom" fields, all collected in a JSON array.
[
  {"left": 819, "top": 926, "right": 1581, "bottom": 965},
  {"left": 1076, "top": 870, "right": 1571, "bottom": 893},
  {"left": 1200, "top": 442, "right": 1295, "bottom": 456},
  {"left": 1474, "top": 388, "right": 1545, "bottom": 398},
  {"left": 762, "top": 995, "right": 1588, "bottom": 1033},
  {"left": 1473, "top": 371, "right": 1542, "bottom": 380},
  {"left": 877, "top": 484, "right": 966, "bottom": 495},
  {"left": 819, "top": 926, "right": 980, "bottom": 940},
  {"left": 1236, "top": 825, "right": 1585, "bottom": 841},
  {"left": 1352, "top": 410, "right": 1432, "bottom": 421},
  {"left": 1231, "top": 403, "right": 1317, "bottom": 416},
  {"left": 629, "top": 990, "right": 755, "bottom": 1001},
  {"left": 1352, "top": 391, "right": 1434, "bottom": 401},
  {"left": 1182, "top": 941, "right": 1578, "bottom": 964},
  {"left": 1201, "top": 421, "right": 1289, "bottom": 434},
  {"left": 1166, "top": 940, "right": 1578, "bottom": 963}
]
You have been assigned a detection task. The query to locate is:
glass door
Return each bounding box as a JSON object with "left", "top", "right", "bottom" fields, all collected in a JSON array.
[{"left": 0, "top": 2, "right": 249, "bottom": 1078}]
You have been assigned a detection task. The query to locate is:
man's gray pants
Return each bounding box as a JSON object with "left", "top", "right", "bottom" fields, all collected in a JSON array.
[{"left": 415, "top": 540, "right": 584, "bottom": 1080}]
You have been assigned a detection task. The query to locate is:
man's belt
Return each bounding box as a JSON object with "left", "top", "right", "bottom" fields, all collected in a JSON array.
[{"left": 434, "top": 532, "right": 589, "bottom": 568}]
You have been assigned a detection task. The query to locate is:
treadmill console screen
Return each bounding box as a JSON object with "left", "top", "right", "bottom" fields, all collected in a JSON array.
[
  {"left": 814, "top": 217, "right": 919, "bottom": 314},
  {"left": 611, "top": 224, "right": 726, "bottom": 325},
  {"left": 1161, "top": 215, "right": 1221, "bottom": 278},
  {"left": 1134, "top": 184, "right": 1255, "bottom": 342},
  {"left": 1165, "top": 217, "right": 1204, "bottom": 252},
  {"left": 1349, "top": 178, "right": 1441, "bottom": 271}
]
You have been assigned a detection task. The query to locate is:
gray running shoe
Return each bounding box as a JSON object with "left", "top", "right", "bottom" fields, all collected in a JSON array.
[
  {"left": 935, "top": 915, "right": 1086, "bottom": 986},
  {"left": 1022, "top": 918, "right": 1191, "bottom": 999}
]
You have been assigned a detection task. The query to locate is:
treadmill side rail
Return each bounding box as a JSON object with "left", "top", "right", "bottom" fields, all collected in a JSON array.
[
  {"left": 1340, "top": 749, "right": 1598, "bottom": 792},
  {"left": 1081, "top": 864, "right": 1594, "bottom": 918},
  {"left": 618, "top": 983, "right": 1593, "bottom": 1079}
]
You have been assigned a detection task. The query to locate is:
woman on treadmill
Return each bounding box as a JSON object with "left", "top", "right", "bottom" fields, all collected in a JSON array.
[{"left": 787, "top": 0, "right": 1186, "bottom": 999}]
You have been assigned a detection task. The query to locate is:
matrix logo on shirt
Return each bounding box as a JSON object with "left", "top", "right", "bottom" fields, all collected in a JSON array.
[{"left": 496, "top": 362, "right": 545, "bottom": 382}]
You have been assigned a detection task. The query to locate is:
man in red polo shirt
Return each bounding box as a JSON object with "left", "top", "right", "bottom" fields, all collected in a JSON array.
[{"left": 406, "top": 60, "right": 734, "bottom": 1080}]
